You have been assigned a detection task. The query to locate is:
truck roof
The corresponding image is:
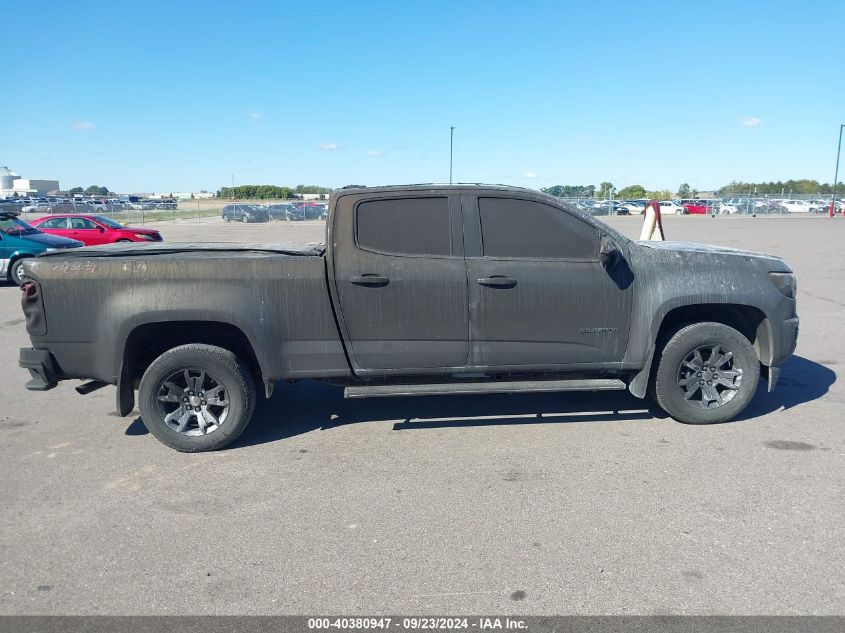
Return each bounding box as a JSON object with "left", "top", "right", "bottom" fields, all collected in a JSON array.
[{"left": 334, "top": 183, "right": 535, "bottom": 196}]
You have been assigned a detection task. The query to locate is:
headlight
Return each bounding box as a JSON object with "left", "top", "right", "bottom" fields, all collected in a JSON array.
[
  {"left": 135, "top": 234, "right": 156, "bottom": 241},
  {"left": 769, "top": 272, "right": 796, "bottom": 298}
]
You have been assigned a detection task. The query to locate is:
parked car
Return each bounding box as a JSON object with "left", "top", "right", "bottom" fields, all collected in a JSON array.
[
  {"left": 659, "top": 201, "right": 685, "bottom": 215},
  {"left": 292, "top": 202, "right": 329, "bottom": 220},
  {"left": 780, "top": 200, "right": 812, "bottom": 213},
  {"left": 221, "top": 204, "right": 270, "bottom": 223},
  {"left": 588, "top": 201, "right": 628, "bottom": 216},
  {"left": 30, "top": 214, "right": 162, "bottom": 245},
  {"left": 619, "top": 200, "right": 647, "bottom": 214},
  {"left": 678, "top": 199, "right": 710, "bottom": 215},
  {"left": 21, "top": 202, "right": 52, "bottom": 214},
  {"left": 807, "top": 200, "right": 830, "bottom": 213},
  {"left": 268, "top": 204, "right": 299, "bottom": 220},
  {"left": 18, "top": 185, "right": 799, "bottom": 452},
  {"left": 0, "top": 211, "right": 82, "bottom": 285}
]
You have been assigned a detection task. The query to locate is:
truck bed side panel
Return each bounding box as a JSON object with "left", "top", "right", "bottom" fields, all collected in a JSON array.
[{"left": 25, "top": 251, "right": 349, "bottom": 383}]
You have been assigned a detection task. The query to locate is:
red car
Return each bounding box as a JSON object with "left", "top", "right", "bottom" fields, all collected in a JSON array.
[
  {"left": 678, "top": 199, "right": 710, "bottom": 215},
  {"left": 30, "top": 214, "right": 162, "bottom": 245}
]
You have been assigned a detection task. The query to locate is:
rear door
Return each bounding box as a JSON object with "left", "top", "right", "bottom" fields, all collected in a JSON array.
[
  {"left": 464, "top": 194, "right": 631, "bottom": 369},
  {"left": 37, "top": 216, "right": 71, "bottom": 238},
  {"left": 330, "top": 192, "right": 468, "bottom": 374}
]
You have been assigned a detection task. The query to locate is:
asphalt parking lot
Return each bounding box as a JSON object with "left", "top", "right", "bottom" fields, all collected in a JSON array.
[{"left": 0, "top": 215, "right": 843, "bottom": 615}]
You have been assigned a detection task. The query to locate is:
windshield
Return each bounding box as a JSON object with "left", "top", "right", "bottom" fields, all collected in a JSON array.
[
  {"left": 93, "top": 215, "right": 125, "bottom": 229},
  {"left": 0, "top": 215, "right": 40, "bottom": 236}
]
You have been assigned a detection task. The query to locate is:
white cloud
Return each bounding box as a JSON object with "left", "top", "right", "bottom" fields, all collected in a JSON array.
[
  {"left": 248, "top": 112, "right": 262, "bottom": 120},
  {"left": 72, "top": 121, "right": 95, "bottom": 130},
  {"left": 743, "top": 117, "right": 762, "bottom": 127},
  {"left": 319, "top": 142, "right": 341, "bottom": 151},
  {"left": 522, "top": 171, "right": 540, "bottom": 179},
  {"left": 367, "top": 149, "right": 383, "bottom": 157}
]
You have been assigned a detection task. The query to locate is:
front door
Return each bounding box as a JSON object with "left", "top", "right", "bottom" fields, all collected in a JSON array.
[
  {"left": 68, "top": 216, "right": 109, "bottom": 244},
  {"left": 331, "top": 193, "right": 468, "bottom": 374},
  {"left": 464, "top": 195, "right": 631, "bottom": 369}
]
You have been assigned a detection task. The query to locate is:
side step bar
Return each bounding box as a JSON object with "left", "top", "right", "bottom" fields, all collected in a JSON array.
[{"left": 344, "top": 378, "right": 626, "bottom": 399}]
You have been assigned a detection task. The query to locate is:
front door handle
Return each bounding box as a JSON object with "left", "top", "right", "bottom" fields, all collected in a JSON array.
[
  {"left": 350, "top": 274, "right": 390, "bottom": 287},
  {"left": 477, "top": 276, "right": 517, "bottom": 289}
]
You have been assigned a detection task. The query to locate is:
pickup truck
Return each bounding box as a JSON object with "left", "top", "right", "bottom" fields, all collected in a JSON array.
[{"left": 18, "top": 185, "right": 799, "bottom": 452}]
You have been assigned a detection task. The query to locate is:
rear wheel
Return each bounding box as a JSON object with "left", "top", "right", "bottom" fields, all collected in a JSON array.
[
  {"left": 138, "top": 344, "right": 256, "bottom": 452},
  {"left": 241, "top": 215, "right": 249, "bottom": 223},
  {"left": 654, "top": 322, "right": 759, "bottom": 424},
  {"left": 9, "top": 258, "right": 27, "bottom": 286}
]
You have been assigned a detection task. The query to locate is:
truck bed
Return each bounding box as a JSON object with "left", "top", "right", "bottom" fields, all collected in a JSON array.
[{"left": 23, "top": 241, "right": 349, "bottom": 387}]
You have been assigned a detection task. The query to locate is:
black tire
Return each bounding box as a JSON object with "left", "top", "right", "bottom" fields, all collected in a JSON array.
[
  {"left": 138, "top": 344, "right": 256, "bottom": 452},
  {"left": 9, "top": 258, "right": 27, "bottom": 286},
  {"left": 241, "top": 215, "right": 249, "bottom": 223},
  {"left": 116, "top": 239, "right": 132, "bottom": 242},
  {"left": 223, "top": 216, "right": 230, "bottom": 222},
  {"left": 654, "top": 322, "right": 759, "bottom": 424}
]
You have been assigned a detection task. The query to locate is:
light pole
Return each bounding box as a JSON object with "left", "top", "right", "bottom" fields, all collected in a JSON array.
[
  {"left": 449, "top": 126, "right": 455, "bottom": 185},
  {"left": 831, "top": 124, "right": 844, "bottom": 216}
]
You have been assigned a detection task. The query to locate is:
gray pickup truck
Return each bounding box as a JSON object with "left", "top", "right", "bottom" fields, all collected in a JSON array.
[{"left": 18, "top": 185, "right": 799, "bottom": 451}]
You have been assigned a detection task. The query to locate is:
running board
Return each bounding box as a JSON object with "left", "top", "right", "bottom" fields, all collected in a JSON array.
[{"left": 344, "top": 378, "right": 626, "bottom": 399}]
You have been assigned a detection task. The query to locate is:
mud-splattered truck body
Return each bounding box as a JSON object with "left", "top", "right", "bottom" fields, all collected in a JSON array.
[{"left": 18, "top": 185, "right": 799, "bottom": 451}]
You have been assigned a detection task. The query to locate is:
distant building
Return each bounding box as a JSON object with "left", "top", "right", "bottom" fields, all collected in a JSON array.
[
  {"left": 0, "top": 166, "right": 59, "bottom": 197},
  {"left": 171, "top": 191, "right": 215, "bottom": 200}
]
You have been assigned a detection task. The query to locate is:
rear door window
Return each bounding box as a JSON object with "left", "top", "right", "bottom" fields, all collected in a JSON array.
[
  {"left": 40, "top": 217, "right": 69, "bottom": 229},
  {"left": 356, "top": 197, "right": 452, "bottom": 256}
]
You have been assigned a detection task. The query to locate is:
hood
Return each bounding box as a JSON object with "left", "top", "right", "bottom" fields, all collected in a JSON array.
[
  {"left": 120, "top": 226, "right": 160, "bottom": 235},
  {"left": 21, "top": 232, "right": 83, "bottom": 249},
  {"left": 637, "top": 240, "right": 790, "bottom": 270}
]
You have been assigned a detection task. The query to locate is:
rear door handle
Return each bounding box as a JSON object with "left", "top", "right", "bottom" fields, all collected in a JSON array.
[
  {"left": 477, "top": 276, "right": 517, "bottom": 288},
  {"left": 350, "top": 274, "right": 390, "bottom": 287}
]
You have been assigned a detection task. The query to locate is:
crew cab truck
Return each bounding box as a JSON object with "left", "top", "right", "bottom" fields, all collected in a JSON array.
[{"left": 18, "top": 185, "right": 799, "bottom": 452}]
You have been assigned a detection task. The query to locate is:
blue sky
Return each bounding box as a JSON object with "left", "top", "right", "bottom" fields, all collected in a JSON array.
[{"left": 5, "top": 0, "right": 844, "bottom": 193}]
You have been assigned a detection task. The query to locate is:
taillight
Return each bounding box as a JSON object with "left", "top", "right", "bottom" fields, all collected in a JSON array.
[{"left": 21, "top": 281, "right": 38, "bottom": 303}]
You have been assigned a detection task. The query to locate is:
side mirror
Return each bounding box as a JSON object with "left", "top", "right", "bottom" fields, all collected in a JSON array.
[
  {"left": 98, "top": 226, "right": 105, "bottom": 233},
  {"left": 599, "top": 236, "right": 621, "bottom": 268}
]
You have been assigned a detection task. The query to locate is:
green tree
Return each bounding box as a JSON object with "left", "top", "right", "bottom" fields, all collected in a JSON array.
[
  {"left": 597, "top": 182, "right": 614, "bottom": 198},
  {"left": 541, "top": 185, "right": 596, "bottom": 198},
  {"left": 617, "top": 184, "right": 646, "bottom": 199},
  {"left": 677, "top": 183, "right": 692, "bottom": 198}
]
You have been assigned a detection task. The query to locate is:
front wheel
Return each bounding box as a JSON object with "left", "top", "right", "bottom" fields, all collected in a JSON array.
[
  {"left": 241, "top": 216, "right": 249, "bottom": 223},
  {"left": 9, "top": 258, "right": 27, "bottom": 286},
  {"left": 653, "top": 322, "right": 759, "bottom": 424},
  {"left": 138, "top": 344, "right": 256, "bottom": 452}
]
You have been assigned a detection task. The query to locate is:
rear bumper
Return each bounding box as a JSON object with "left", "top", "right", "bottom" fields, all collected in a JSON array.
[{"left": 19, "top": 348, "right": 59, "bottom": 391}]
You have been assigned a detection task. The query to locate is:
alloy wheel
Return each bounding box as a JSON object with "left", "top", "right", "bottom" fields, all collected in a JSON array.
[
  {"left": 677, "top": 344, "right": 743, "bottom": 409},
  {"left": 155, "top": 368, "right": 230, "bottom": 436}
]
